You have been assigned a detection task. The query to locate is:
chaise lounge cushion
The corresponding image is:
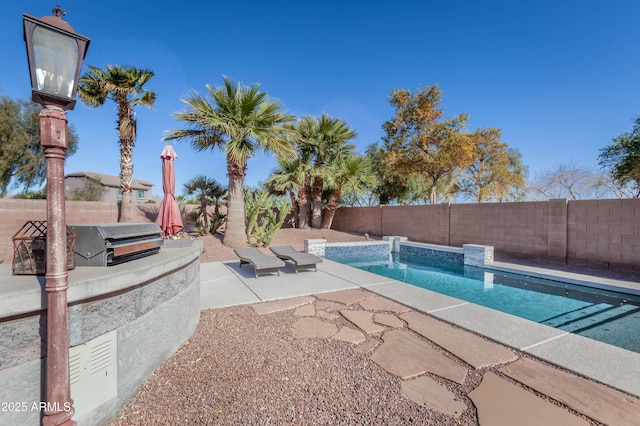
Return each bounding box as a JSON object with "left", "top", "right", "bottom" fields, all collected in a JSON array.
[
  {"left": 269, "top": 245, "right": 322, "bottom": 272},
  {"left": 234, "top": 248, "right": 285, "bottom": 277}
]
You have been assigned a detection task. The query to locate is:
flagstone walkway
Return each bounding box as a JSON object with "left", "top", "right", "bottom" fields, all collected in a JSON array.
[{"left": 252, "top": 288, "right": 640, "bottom": 426}]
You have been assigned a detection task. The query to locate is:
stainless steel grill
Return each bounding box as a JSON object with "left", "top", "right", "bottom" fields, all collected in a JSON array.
[{"left": 70, "top": 223, "right": 163, "bottom": 267}]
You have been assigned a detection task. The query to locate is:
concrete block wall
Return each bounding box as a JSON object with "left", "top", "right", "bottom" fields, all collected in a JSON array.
[
  {"left": 330, "top": 205, "right": 382, "bottom": 236},
  {"left": 332, "top": 198, "right": 640, "bottom": 271},
  {"left": 449, "top": 201, "right": 548, "bottom": 259},
  {"left": 567, "top": 198, "right": 640, "bottom": 270},
  {"left": 381, "top": 204, "right": 450, "bottom": 245}
]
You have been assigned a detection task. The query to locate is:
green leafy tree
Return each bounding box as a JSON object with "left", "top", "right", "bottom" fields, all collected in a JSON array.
[
  {"left": 458, "top": 128, "right": 527, "bottom": 202},
  {"left": 303, "top": 114, "right": 356, "bottom": 228},
  {"left": 265, "top": 157, "right": 312, "bottom": 228},
  {"left": 321, "top": 153, "right": 376, "bottom": 228},
  {"left": 382, "top": 85, "right": 475, "bottom": 204},
  {"left": 71, "top": 176, "right": 108, "bottom": 201},
  {"left": 183, "top": 175, "right": 226, "bottom": 235},
  {"left": 13, "top": 187, "right": 47, "bottom": 199},
  {"left": 164, "top": 76, "right": 295, "bottom": 248},
  {"left": 598, "top": 117, "right": 640, "bottom": 197},
  {"left": 365, "top": 144, "right": 410, "bottom": 205},
  {"left": 0, "top": 96, "right": 78, "bottom": 195},
  {"left": 78, "top": 65, "right": 156, "bottom": 221}
]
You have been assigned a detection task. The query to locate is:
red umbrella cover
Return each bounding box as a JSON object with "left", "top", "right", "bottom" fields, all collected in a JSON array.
[{"left": 156, "top": 144, "right": 184, "bottom": 236}]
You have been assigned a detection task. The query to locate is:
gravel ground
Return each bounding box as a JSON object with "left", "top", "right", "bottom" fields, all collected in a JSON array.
[
  {"left": 108, "top": 228, "right": 634, "bottom": 425},
  {"left": 110, "top": 306, "right": 478, "bottom": 425}
]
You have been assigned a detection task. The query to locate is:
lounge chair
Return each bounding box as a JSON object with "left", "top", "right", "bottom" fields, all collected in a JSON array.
[
  {"left": 269, "top": 245, "right": 323, "bottom": 273},
  {"left": 234, "top": 248, "right": 285, "bottom": 278}
]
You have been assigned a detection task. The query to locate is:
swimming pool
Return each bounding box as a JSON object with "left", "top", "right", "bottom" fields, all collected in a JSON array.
[{"left": 330, "top": 252, "right": 640, "bottom": 354}]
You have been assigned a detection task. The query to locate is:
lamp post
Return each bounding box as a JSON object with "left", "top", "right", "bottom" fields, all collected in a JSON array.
[{"left": 23, "top": 6, "right": 89, "bottom": 426}]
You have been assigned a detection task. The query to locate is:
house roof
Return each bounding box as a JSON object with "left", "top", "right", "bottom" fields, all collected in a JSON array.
[{"left": 65, "top": 172, "right": 153, "bottom": 190}]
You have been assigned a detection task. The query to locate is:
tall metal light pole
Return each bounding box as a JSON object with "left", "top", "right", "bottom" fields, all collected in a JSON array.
[{"left": 23, "top": 5, "right": 90, "bottom": 426}]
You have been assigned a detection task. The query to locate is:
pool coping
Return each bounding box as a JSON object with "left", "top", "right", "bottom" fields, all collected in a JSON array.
[
  {"left": 486, "top": 260, "right": 640, "bottom": 296},
  {"left": 200, "top": 258, "right": 640, "bottom": 398}
]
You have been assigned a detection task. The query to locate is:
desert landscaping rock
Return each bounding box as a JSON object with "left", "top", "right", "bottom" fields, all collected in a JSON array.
[
  {"left": 293, "top": 303, "right": 315, "bottom": 317},
  {"left": 354, "top": 338, "right": 380, "bottom": 355},
  {"left": 401, "top": 375, "right": 467, "bottom": 418},
  {"left": 292, "top": 317, "right": 338, "bottom": 339},
  {"left": 370, "top": 330, "right": 468, "bottom": 383},
  {"left": 401, "top": 311, "right": 519, "bottom": 369},
  {"left": 315, "top": 289, "right": 372, "bottom": 305},
  {"left": 315, "top": 300, "right": 346, "bottom": 311},
  {"left": 252, "top": 296, "right": 314, "bottom": 315},
  {"left": 340, "top": 310, "right": 387, "bottom": 334},
  {"left": 359, "top": 295, "right": 412, "bottom": 313},
  {"left": 500, "top": 357, "right": 640, "bottom": 426},
  {"left": 469, "top": 372, "right": 590, "bottom": 426},
  {"left": 317, "top": 310, "right": 341, "bottom": 321},
  {"left": 332, "top": 326, "right": 366, "bottom": 345},
  {"left": 374, "top": 312, "right": 405, "bottom": 328}
]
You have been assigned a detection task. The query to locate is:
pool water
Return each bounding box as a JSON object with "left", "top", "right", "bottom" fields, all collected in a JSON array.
[{"left": 332, "top": 252, "right": 640, "bottom": 353}]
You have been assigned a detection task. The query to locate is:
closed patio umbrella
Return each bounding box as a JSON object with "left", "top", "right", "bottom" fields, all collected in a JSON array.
[{"left": 156, "top": 144, "right": 184, "bottom": 237}]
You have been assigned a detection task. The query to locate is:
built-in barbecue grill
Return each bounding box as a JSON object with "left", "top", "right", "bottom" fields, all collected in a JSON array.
[{"left": 70, "top": 223, "right": 164, "bottom": 267}]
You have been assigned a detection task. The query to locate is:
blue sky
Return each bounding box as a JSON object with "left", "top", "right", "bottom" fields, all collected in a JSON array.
[{"left": 1, "top": 1, "right": 639, "bottom": 198}]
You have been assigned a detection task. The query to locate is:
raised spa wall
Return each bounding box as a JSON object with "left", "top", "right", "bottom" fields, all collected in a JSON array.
[
  {"left": 306, "top": 236, "right": 494, "bottom": 268},
  {"left": 0, "top": 239, "right": 202, "bottom": 426}
]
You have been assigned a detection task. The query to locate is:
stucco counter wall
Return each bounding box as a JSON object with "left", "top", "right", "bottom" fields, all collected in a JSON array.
[{"left": 0, "top": 239, "right": 203, "bottom": 425}]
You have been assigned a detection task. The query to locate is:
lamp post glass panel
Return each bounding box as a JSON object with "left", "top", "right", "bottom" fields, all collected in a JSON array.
[
  {"left": 23, "top": 5, "right": 89, "bottom": 110},
  {"left": 33, "top": 27, "right": 78, "bottom": 98},
  {"left": 23, "top": 5, "right": 89, "bottom": 426}
]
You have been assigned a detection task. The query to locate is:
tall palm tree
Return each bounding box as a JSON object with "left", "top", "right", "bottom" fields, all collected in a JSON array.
[
  {"left": 321, "top": 154, "right": 376, "bottom": 229},
  {"left": 184, "top": 175, "right": 226, "bottom": 234},
  {"left": 164, "top": 77, "right": 294, "bottom": 248},
  {"left": 294, "top": 114, "right": 356, "bottom": 228},
  {"left": 78, "top": 65, "right": 156, "bottom": 221}
]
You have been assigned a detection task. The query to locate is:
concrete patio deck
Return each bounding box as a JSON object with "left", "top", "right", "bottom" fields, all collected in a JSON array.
[{"left": 200, "top": 258, "right": 640, "bottom": 425}]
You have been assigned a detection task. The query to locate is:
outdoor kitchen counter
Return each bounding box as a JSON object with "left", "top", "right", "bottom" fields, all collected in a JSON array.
[
  {"left": 0, "top": 239, "right": 203, "bottom": 318},
  {"left": 0, "top": 238, "right": 203, "bottom": 426}
]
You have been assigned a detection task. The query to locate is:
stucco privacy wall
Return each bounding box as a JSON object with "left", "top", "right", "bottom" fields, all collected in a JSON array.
[
  {"left": 332, "top": 198, "right": 640, "bottom": 271},
  {"left": 0, "top": 199, "right": 155, "bottom": 264}
]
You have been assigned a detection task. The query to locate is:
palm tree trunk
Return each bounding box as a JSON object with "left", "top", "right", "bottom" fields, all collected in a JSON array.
[
  {"left": 289, "top": 191, "right": 299, "bottom": 228},
  {"left": 223, "top": 157, "right": 248, "bottom": 248},
  {"left": 311, "top": 176, "right": 323, "bottom": 228},
  {"left": 297, "top": 183, "right": 311, "bottom": 228},
  {"left": 119, "top": 144, "right": 134, "bottom": 222},
  {"left": 200, "top": 194, "right": 210, "bottom": 234},
  {"left": 321, "top": 188, "right": 341, "bottom": 229},
  {"left": 118, "top": 104, "right": 136, "bottom": 222}
]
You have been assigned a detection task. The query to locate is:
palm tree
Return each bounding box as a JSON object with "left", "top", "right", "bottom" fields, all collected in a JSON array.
[
  {"left": 321, "top": 154, "right": 376, "bottom": 229},
  {"left": 78, "top": 65, "right": 156, "bottom": 221},
  {"left": 184, "top": 175, "right": 226, "bottom": 234},
  {"left": 294, "top": 114, "right": 356, "bottom": 228},
  {"left": 266, "top": 157, "right": 312, "bottom": 228},
  {"left": 164, "top": 77, "right": 294, "bottom": 248}
]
